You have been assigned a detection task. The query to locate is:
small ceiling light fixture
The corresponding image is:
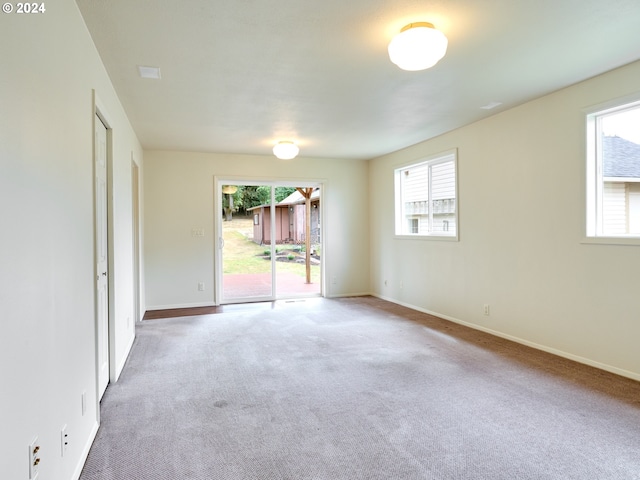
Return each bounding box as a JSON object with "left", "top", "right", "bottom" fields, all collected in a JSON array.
[
  {"left": 388, "top": 22, "right": 448, "bottom": 71},
  {"left": 273, "top": 141, "right": 299, "bottom": 160}
]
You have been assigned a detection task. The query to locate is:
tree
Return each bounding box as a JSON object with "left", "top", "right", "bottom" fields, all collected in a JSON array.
[
  {"left": 222, "top": 185, "right": 300, "bottom": 218},
  {"left": 275, "top": 187, "right": 296, "bottom": 202},
  {"left": 222, "top": 185, "right": 239, "bottom": 221}
]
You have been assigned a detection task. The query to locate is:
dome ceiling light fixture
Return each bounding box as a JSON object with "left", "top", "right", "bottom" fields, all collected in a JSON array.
[
  {"left": 388, "top": 22, "right": 448, "bottom": 71},
  {"left": 273, "top": 141, "right": 300, "bottom": 160}
]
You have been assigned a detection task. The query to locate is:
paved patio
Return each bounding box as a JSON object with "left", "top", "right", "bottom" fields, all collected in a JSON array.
[{"left": 222, "top": 272, "right": 320, "bottom": 302}]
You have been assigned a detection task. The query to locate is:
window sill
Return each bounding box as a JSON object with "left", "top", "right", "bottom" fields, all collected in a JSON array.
[
  {"left": 581, "top": 236, "right": 640, "bottom": 246},
  {"left": 395, "top": 234, "right": 459, "bottom": 242}
]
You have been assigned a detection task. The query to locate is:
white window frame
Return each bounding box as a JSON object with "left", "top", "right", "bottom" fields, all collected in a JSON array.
[
  {"left": 584, "top": 95, "right": 640, "bottom": 246},
  {"left": 394, "top": 149, "right": 459, "bottom": 241}
]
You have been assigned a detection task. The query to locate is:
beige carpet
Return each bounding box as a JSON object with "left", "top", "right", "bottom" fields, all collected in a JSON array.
[{"left": 80, "top": 296, "right": 640, "bottom": 479}]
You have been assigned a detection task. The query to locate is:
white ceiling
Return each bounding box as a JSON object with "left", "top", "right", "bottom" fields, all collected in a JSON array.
[{"left": 76, "top": 0, "right": 640, "bottom": 160}]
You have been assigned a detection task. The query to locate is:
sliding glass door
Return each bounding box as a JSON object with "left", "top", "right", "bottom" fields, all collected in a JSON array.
[
  {"left": 219, "top": 183, "right": 273, "bottom": 303},
  {"left": 216, "top": 180, "right": 322, "bottom": 304}
]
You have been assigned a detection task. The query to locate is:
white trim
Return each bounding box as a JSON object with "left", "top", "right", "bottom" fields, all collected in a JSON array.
[
  {"left": 582, "top": 91, "right": 640, "bottom": 116},
  {"left": 581, "top": 236, "right": 640, "bottom": 246},
  {"left": 372, "top": 293, "right": 640, "bottom": 383},
  {"left": 394, "top": 234, "right": 459, "bottom": 242},
  {"left": 72, "top": 421, "right": 99, "bottom": 480},
  {"left": 114, "top": 330, "right": 135, "bottom": 381},
  {"left": 93, "top": 91, "right": 114, "bottom": 130},
  {"left": 146, "top": 301, "right": 218, "bottom": 311},
  {"left": 92, "top": 90, "right": 116, "bottom": 404},
  {"left": 394, "top": 148, "right": 459, "bottom": 241},
  {"left": 214, "top": 177, "right": 326, "bottom": 305},
  {"left": 604, "top": 177, "right": 640, "bottom": 183},
  {"left": 131, "top": 154, "right": 143, "bottom": 324},
  {"left": 270, "top": 188, "right": 277, "bottom": 296},
  {"left": 326, "top": 291, "right": 373, "bottom": 298},
  {"left": 214, "top": 178, "right": 222, "bottom": 306},
  {"left": 584, "top": 94, "right": 640, "bottom": 239}
]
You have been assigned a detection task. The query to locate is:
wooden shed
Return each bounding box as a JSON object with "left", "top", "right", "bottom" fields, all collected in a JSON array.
[{"left": 248, "top": 189, "right": 320, "bottom": 245}]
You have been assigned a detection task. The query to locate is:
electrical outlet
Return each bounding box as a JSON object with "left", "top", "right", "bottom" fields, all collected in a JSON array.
[
  {"left": 331, "top": 276, "right": 337, "bottom": 285},
  {"left": 61, "top": 425, "right": 69, "bottom": 457},
  {"left": 198, "top": 282, "right": 205, "bottom": 291},
  {"left": 28, "top": 437, "right": 40, "bottom": 479},
  {"left": 484, "top": 304, "right": 490, "bottom": 316}
]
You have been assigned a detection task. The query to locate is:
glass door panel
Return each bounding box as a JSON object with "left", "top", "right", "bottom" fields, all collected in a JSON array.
[
  {"left": 273, "top": 186, "right": 321, "bottom": 298},
  {"left": 221, "top": 184, "right": 274, "bottom": 303}
]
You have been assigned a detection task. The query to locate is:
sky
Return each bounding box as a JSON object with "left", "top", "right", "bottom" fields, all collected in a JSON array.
[{"left": 602, "top": 107, "right": 640, "bottom": 144}]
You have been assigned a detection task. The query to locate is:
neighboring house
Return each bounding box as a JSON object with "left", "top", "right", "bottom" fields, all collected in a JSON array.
[
  {"left": 249, "top": 189, "right": 320, "bottom": 245},
  {"left": 602, "top": 136, "right": 640, "bottom": 234},
  {"left": 402, "top": 160, "right": 456, "bottom": 234}
]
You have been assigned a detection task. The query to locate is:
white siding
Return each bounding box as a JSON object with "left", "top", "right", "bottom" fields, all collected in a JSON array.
[
  {"left": 432, "top": 160, "right": 456, "bottom": 200},
  {"left": 629, "top": 184, "right": 640, "bottom": 234},
  {"left": 402, "top": 163, "right": 429, "bottom": 203},
  {"left": 603, "top": 182, "right": 626, "bottom": 234}
]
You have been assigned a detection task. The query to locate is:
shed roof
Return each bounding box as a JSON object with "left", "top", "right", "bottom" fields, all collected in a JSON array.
[
  {"left": 603, "top": 136, "right": 640, "bottom": 178},
  {"left": 247, "top": 188, "right": 320, "bottom": 211},
  {"left": 277, "top": 188, "right": 320, "bottom": 206}
]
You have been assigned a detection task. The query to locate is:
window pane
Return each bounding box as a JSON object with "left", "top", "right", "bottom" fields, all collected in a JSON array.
[
  {"left": 395, "top": 150, "right": 457, "bottom": 238},
  {"left": 590, "top": 104, "right": 640, "bottom": 237},
  {"left": 431, "top": 160, "right": 456, "bottom": 235}
]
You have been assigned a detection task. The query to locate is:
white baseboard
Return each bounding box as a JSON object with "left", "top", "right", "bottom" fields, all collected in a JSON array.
[
  {"left": 72, "top": 420, "right": 99, "bottom": 480},
  {"left": 146, "top": 301, "right": 217, "bottom": 311},
  {"left": 327, "top": 291, "right": 372, "bottom": 298},
  {"left": 371, "top": 293, "right": 640, "bottom": 383},
  {"left": 114, "top": 331, "right": 136, "bottom": 382}
]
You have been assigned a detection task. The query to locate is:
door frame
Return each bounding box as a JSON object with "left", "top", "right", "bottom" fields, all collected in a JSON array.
[
  {"left": 93, "top": 91, "right": 116, "bottom": 406},
  {"left": 213, "top": 176, "right": 325, "bottom": 305},
  {"left": 131, "top": 156, "right": 141, "bottom": 323}
]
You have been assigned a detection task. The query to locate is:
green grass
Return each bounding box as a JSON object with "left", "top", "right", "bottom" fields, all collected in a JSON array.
[
  {"left": 223, "top": 227, "right": 321, "bottom": 283},
  {"left": 222, "top": 231, "right": 270, "bottom": 274}
]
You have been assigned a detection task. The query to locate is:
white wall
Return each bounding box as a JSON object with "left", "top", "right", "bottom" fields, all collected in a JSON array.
[
  {"left": 369, "top": 60, "right": 640, "bottom": 381},
  {"left": 144, "top": 151, "right": 370, "bottom": 308},
  {"left": 0, "top": 2, "right": 143, "bottom": 479}
]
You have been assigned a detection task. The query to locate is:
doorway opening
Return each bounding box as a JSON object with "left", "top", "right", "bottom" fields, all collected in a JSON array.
[{"left": 216, "top": 180, "right": 323, "bottom": 304}]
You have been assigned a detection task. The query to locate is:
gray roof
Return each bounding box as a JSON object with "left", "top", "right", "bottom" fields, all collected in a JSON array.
[{"left": 603, "top": 136, "right": 640, "bottom": 178}]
